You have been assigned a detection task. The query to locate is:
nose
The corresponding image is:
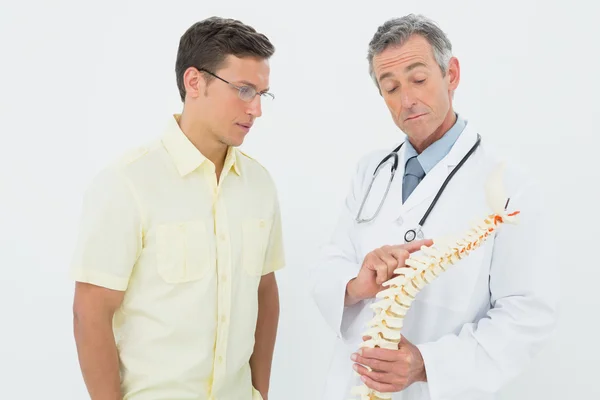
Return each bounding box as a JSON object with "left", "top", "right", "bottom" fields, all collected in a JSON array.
[
  {"left": 246, "top": 95, "right": 262, "bottom": 118},
  {"left": 400, "top": 87, "right": 418, "bottom": 109}
]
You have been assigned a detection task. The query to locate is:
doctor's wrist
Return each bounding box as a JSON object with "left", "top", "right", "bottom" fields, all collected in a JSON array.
[{"left": 344, "top": 279, "right": 362, "bottom": 306}]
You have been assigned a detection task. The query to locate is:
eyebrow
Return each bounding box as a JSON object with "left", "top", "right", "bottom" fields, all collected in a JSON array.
[
  {"left": 378, "top": 71, "right": 394, "bottom": 81},
  {"left": 405, "top": 62, "right": 427, "bottom": 72},
  {"left": 378, "top": 62, "right": 428, "bottom": 81}
]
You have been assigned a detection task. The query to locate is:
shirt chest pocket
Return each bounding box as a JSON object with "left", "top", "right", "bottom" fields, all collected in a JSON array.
[
  {"left": 242, "top": 218, "right": 272, "bottom": 277},
  {"left": 156, "top": 221, "right": 212, "bottom": 283}
]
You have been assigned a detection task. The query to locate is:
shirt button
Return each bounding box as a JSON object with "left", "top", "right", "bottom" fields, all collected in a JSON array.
[
  {"left": 219, "top": 234, "right": 227, "bottom": 241},
  {"left": 221, "top": 274, "right": 227, "bottom": 283},
  {"left": 221, "top": 315, "right": 226, "bottom": 323},
  {"left": 218, "top": 356, "right": 223, "bottom": 363},
  {"left": 259, "top": 220, "right": 265, "bottom": 228}
]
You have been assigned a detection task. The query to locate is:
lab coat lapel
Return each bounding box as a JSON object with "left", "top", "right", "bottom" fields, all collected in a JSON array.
[{"left": 401, "top": 124, "right": 479, "bottom": 214}]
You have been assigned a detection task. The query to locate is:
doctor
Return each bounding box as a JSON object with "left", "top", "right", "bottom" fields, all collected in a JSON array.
[{"left": 310, "top": 14, "right": 558, "bottom": 400}]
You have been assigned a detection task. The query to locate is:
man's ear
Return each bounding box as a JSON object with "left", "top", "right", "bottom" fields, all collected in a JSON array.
[
  {"left": 447, "top": 57, "right": 460, "bottom": 92},
  {"left": 183, "top": 67, "right": 205, "bottom": 99}
]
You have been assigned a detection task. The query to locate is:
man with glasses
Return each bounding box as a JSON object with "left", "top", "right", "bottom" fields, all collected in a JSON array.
[{"left": 70, "top": 17, "right": 284, "bottom": 400}]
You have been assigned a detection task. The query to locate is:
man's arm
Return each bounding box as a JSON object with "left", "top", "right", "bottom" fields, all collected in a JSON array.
[
  {"left": 250, "top": 272, "right": 279, "bottom": 400},
  {"left": 311, "top": 155, "right": 429, "bottom": 341},
  {"left": 73, "top": 282, "right": 125, "bottom": 400},
  {"left": 248, "top": 181, "right": 285, "bottom": 400},
  {"left": 69, "top": 166, "right": 142, "bottom": 399},
  {"left": 344, "top": 241, "right": 432, "bottom": 307}
]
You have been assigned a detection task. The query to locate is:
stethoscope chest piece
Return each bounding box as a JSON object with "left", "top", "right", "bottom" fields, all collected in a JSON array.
[
  {"left": 404, "top": 229, "right": 417, "bottom": 243},
  {"left": 404, "top": 227, "right": 424, "bottom": 243}
]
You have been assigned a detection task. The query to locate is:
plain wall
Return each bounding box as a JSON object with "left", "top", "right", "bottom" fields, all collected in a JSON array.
[{"left": 1, "top": 0, "right": 598, "bottom": 398}]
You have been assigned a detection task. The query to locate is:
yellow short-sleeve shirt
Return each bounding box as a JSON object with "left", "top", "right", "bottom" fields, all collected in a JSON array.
[{"left": 70, "top": 114, "right": 285, "bottom": 400}]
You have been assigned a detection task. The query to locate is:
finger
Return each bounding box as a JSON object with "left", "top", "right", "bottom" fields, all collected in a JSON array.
[
  {"left": 360, "top": 347, "right": 402, "bottom": 362},
  {"left": 372, "top": 263, "right": 386, "bottom": 285},
  {"left": 398, "top": 239, "right": 434, "bottom": 253},
  {"left": 375, "top": 248, "right": 399, "bottom": 269},
  {"left": 388, "top": 248, "right": 410, "bottom": 273},
  {"left": 352, "top": 353, "right": 394, "bottom": 373},
  {"left": 369, "top": 265, "right": 393, "bottom": 286},
  {"left": 383, "top": 251, "right": 404, "bottom": 278},
  {"left": 365, "top": 254, "right": 386, "bottom": 274},
  {"left": 360, "top": 374, "right": 396, "bottom": 394},
  {"left": 399, "top": 335, "right": 409, "bottom": 347},
  {"left": 398, "top": 334, "right": 416, "bottom": 352},
  {"left": 353, "top": 363, "right": 396, "bottom": 384},
  {"left": 364, "top": 257, "right": 385, "bottom": 284},
  {"left": 374, "top": 249, "right": 398, "bottom": 282}
]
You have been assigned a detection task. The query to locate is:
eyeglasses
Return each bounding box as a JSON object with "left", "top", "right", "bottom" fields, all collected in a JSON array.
[{"left": 198, "top": 68, "right": 275, "bottom": 102}]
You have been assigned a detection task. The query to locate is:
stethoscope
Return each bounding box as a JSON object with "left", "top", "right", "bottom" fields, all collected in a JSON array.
[{"left": 355, "top": 134, "right": 481, "bottom": 242}]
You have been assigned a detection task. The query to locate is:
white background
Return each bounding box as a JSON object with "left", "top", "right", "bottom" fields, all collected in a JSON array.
[{"left": 1, "top": 0, "right": 599, "bottom": 399}]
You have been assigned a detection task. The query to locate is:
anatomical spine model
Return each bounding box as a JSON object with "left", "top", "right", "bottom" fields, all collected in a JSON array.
[{"left": 350, "top": 163, "right": 520, "bottom": 400}]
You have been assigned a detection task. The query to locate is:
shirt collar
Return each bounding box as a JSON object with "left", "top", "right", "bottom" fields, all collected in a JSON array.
[
  {"left": 403, "top": 113, "right": 467, "bottom": 174},
  {"left": 161, "top": 114, "right": 242, "bottom": 177}
]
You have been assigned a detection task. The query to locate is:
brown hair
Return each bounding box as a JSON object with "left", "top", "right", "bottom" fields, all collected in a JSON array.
[{"left": 175, "top": 17, "right": 275, "bottom": 102}]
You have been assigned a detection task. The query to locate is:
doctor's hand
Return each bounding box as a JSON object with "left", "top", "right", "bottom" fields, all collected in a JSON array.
[
  {"left": 345, "top": 239, "right": 432, "bottom": 306},
  {"left": 351, "top": 335, "right": 427, "bottom": 393}
]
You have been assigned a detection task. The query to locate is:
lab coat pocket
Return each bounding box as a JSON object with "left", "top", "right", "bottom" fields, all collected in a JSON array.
[
  {"left": 242, "top": 218, "right": 272, "bottom": 277},
  {"left": 156, "top": 220, "right": 211, "bottom": 283},
  {"left": 414, "top": 244, "right": 487, "bottom": 313}
]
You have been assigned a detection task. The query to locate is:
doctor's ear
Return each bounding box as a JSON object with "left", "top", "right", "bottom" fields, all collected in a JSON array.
[{"left": 446, "top": 57, "right": 460, "bottom": 92}]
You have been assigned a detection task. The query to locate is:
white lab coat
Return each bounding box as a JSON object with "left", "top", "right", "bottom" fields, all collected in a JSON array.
[{"left": 310, "top": 122, "right": 558, "bottom": 400}]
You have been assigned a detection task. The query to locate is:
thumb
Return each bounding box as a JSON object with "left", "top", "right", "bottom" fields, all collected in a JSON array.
[{"left": 398, "top": 334, "right": 414, "bottom": 348}]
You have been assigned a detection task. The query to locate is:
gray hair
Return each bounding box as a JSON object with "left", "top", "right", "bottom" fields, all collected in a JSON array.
[{"left": 367, "top": 14, "right": 453, "bottom": 87}]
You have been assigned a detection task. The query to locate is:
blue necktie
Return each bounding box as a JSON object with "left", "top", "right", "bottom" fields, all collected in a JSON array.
[{"left": 402, "top": 156, "right": 425, "bottom": 203}]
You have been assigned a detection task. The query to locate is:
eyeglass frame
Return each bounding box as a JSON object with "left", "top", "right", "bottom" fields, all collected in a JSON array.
[{"left": 197, "top": 68, "right": 275, "bottom": 102}]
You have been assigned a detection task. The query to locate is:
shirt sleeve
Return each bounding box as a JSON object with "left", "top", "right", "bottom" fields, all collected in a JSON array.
[
  {"left": 262, "top": 189, "right": 285, "bottom": 275},
  {"left": 69, "top": 166, "right": 143, "bottom": 291},
  {"left": 416, "top": 180, "right": 559, "bottom": 399},
  {"left": 310, "top": 159, "right": 370, "bottom": 341}
]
